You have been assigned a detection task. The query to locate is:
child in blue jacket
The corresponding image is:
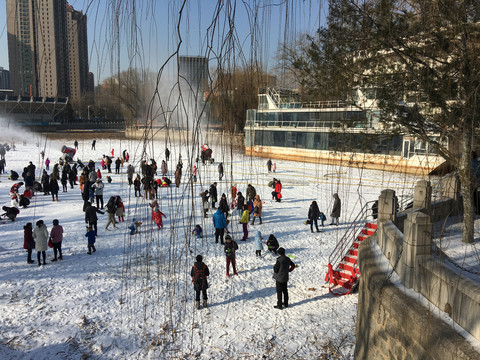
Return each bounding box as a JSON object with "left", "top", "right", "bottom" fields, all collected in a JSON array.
[
  {"left": 85, "top": 226, "right": 96, "bottom": 254},
  {"left": 192, "top": 224, "right": 203, "bottom": 239}
]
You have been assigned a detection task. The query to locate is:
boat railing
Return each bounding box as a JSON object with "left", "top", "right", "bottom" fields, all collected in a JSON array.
[{"left": 248, "top": 119, "right": 371, "bottom": 129}]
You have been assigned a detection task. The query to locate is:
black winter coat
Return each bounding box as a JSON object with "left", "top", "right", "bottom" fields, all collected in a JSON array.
[
  {"left": 273, "top": 255, "right": 295, "bottom": 283},
  {"left": 237, "top": 194, "right": 245, "bottom": 210},
  {"left": 85, "top": 205, "right": 104, "bottom": 222},
  {"left": 49, "top": 178, "right": 59, "bottom": 195},
  {"left": 308, "top": 202, "right": 320, "bottom": 220},
  {"left": 209, "top": 184, "right": 217, "bottom": 201},
  {"left": 41, "top": 173, "right": 50, "bottom": 192},
  {"left": 219, "top": 198, "right": 229, "bottom": 214}
]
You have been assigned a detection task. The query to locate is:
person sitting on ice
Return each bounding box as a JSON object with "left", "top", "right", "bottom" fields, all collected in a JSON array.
[
  {"left": 128, "top": 218, "right": 142, "bottom": 235},
  {"left": 192, "top": 224, "right": 203, "bottom": 239},
  {"left": 2, "top": 205, "right": 20, "bottom": 221},
  {"left": 266, "top": 234, "right": 279, "bottom": 254},
  {"left": 153, "top": 209, "right": 167, "bottom": 229},
  {"left": 161, "top": 176, "right": 172, "bottom": 187},
  {"left": 9, "top": 170, "right": 19, "bottom": 181},
  {"left": 18, "top": 194, "right": 30, "bottom": 208}
]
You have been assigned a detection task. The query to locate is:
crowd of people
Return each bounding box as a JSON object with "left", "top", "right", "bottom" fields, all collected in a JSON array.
[{"left": 3, "top": 140, "right": 344, "bottom": 311}]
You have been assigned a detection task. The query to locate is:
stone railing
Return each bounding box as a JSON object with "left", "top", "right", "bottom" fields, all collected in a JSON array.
[{"left": 355, "top": 178, "right": 480, "bottom": 359}]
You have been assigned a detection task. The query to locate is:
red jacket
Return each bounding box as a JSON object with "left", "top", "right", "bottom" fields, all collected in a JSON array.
[
  {"left": 153, "top": 210, "right": 166, "bottom": 225},
  {"left": 274, "top": 182, "right": 282, "bottom": 193}
]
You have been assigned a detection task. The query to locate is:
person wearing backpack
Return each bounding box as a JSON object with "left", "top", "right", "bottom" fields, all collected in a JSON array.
[
  {"left": 105, "top": 196, "right": 118, "bottom": 230},
  {"left": 191, "top": 255, "right": 210, "bottom": 309},
  {"left": 224, "top": 235, "right": 239, "bottom": 277}
]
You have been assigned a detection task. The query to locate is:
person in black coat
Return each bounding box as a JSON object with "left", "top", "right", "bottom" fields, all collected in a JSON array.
[
  {"left": 236, "top": 192, "right": 245, "bottom": 216},
  {"left": 69, "top": 166, "right": 77, "bottom": 188},
  {"left": 273, "top": 247, "right": 295, "bottom": 309},
  {"left": 10, "top": 170, "right": 19, "bottom": 180},
  {"left": 49, "top": 176, "right": 59, "bottom": 201},
  {"left": 308, "top": 200, "right": 321, "bottom": 233},
  {"left": 41, "top": 170, "right": 50, "bottom": 195},
  {"left": 61, "top": 171, "right": 68, "bottom": 192},
  {"left": 191, "top": 255, "right": 210, "bottom": 309},
  {"left": 209, "top": 182, "right": 218, "bottom": 209},
  {"left": 85, "top": 202, "right": 104, "bottom": 235},
  {"left": 2, "top": 206, "right": 20, "bottom": 221},
  {"left": 115, "top": 158, "right": 122, "bottom": 174},
  {"left": 218, "top": 162, "right": 224, "bottom": 180},
  {"left": 266, "top": 234, "right": 279, "bottom": 254},
  {"left": 133, "top": 175, "right": 142, "bottom": 197},
  {"left": 219, "top": 193, "right": 229, "bottom": 218}
]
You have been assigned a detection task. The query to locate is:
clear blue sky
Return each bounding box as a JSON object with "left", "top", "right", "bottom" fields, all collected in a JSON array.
[{"left": 0, "top": 0, "right": 327, "bottom": 84}]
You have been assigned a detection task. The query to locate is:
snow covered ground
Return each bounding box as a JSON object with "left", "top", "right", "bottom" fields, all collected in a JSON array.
[{"left": 0, "top": 133, "right": 456, "bottom": 359}]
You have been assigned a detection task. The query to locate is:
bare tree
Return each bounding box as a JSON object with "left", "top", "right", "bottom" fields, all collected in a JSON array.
[{"left": 287, "top": 0, "right": 480, "bottom": 243}]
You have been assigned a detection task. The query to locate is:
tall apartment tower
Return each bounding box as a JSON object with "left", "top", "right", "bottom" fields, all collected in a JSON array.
[
  {"left": 178, "top": 56, "right": 209, "bottom": 97},
  {"left": 6, "top": 0, "right": 70, "bottom": 97},
  {"left": 66, "top": 3, "right": 89, "bottom": 102},
  {"left": 0, "top": 67, "right": 11, "bottom": 89}
]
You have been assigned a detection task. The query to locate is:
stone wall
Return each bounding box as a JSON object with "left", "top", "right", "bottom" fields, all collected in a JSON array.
[
  {"left": 355, "top": 236, "right": 480, "bottom": 360},
  {"left": 355, "top": 180, "right": 480, "bottom": 359}
]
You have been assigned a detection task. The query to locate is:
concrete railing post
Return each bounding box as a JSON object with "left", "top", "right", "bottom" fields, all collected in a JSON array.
[
  {"left": 377, "top": 189, "right": 398, "bottom": 249},
  {"left": 377, "top": 189, "right": 397, "bottom": 223},
  {"left": 413, "top": 180, "right": 432, "bottom": 214},
  {"left": 442, "top": 174, "right": 461, "bottom": 200},
  {"left": 401, "top": 212, "right": 432, "bottom": 289}
]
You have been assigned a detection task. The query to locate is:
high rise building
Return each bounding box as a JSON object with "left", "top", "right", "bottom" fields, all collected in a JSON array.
[
  {"left": 88, "top": 72, "right": 95, "bottom": 92},
  {"left": 66, "top": 3, "right": 89, "bottom": 102},
  {"left": 0, "top": 67, "right": 10, "bottom": 89},
  {"left": 178, "top": 56, "right": 209, "bottom": 97},
  {"left": 7, "top": 0, "right": 70, "bottom": 98}
]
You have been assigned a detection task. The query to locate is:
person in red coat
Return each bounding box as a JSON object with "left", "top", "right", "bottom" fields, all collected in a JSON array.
[
  {"left": 271, "top": 179, "right": 283, "bottom": 202},
  {"left": 24, "top": 222, "right": 35, "bottom": 264},
  {"left": 153, "top": 209, "right": 167, "bottom": 229}
]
